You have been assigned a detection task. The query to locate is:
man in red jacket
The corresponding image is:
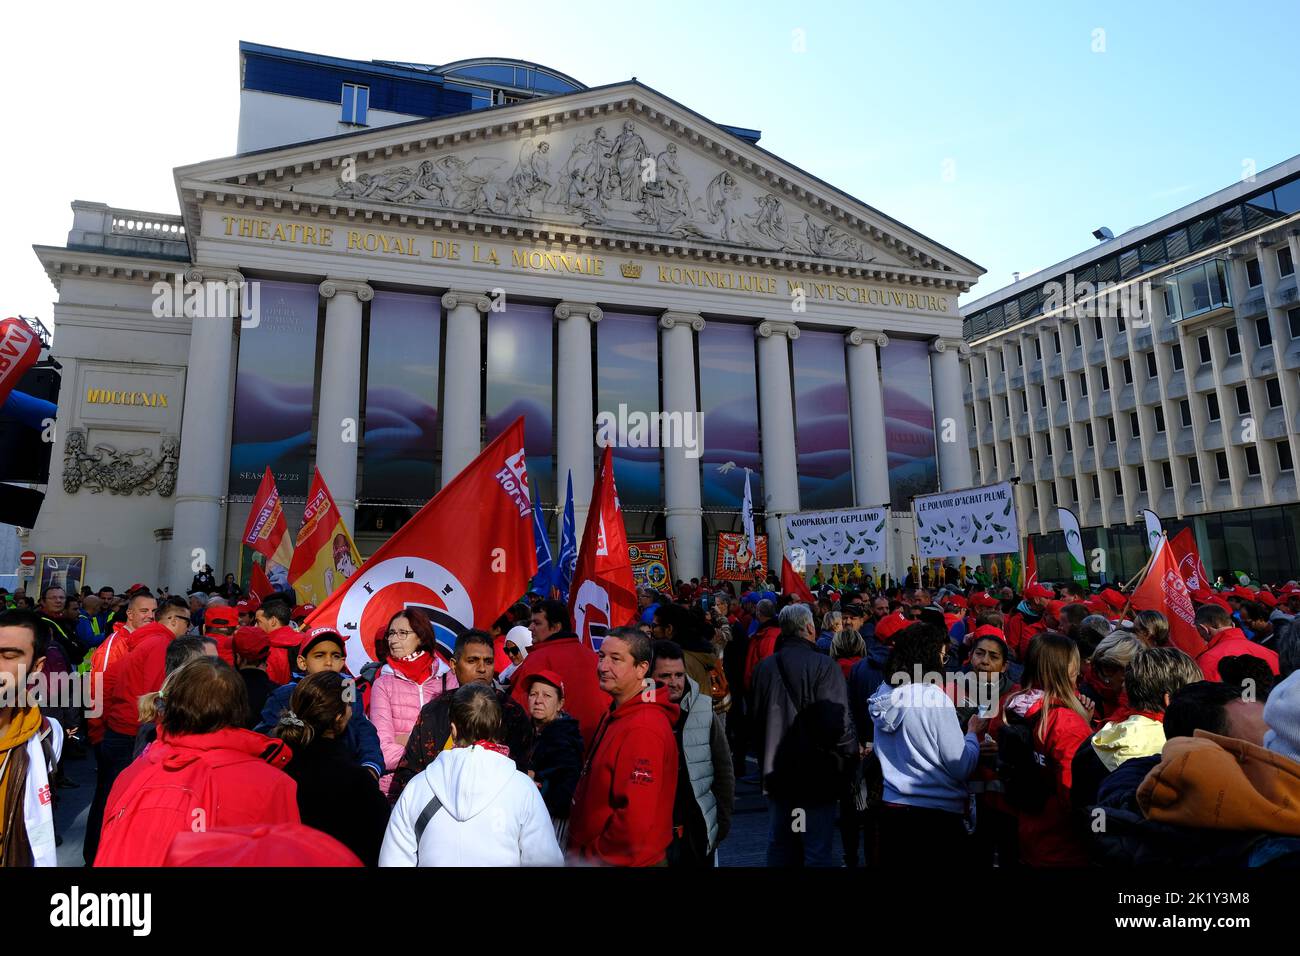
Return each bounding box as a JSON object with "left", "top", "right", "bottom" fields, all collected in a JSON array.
[
  {"left": 510, "top": 600, "right": 606, "bottom": 749},
  {"left": 103, "top": 596, "right": 193, "bottom": 739},
  {"left": 568, "top": 626, "right": 679, "bottom": 867},
  {"left": 1192, "top": 603, "right": 1279, "bottom": 682},
  {"left": 743, "top": 599, "right": 779, "bottom": 692},
  {"left": 255, "top": 598, "right": 300, "bottom": 685},
  {"left": 1005, "top": 582, "right": 1053, "bottom": 661}
]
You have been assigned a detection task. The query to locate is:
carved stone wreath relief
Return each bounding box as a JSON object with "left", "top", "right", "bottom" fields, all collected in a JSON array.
[{"left": 63, "top": 428, "right": 179, "bottom": 497}]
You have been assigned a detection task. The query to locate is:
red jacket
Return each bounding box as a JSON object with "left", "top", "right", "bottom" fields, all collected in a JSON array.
[
  {"left": 87, "top": 623, "right": 147, "bottom": 744},
  {"left": 1194, "top": 628, "right": 1279, "bottom": 682},
  {"left": 266, "top": 626, "right": 301, "bottom": 686},
  {"left": 104, "top": 622, "right": 175, "bottom": 736},
  {"left": 95, "top": 728, "right": 299, "bottom": 867},
  {"left": 1004, "top": 608, "right": 1048, "bottom": 661},
  {"left": 744, "top": 622, "right": 780, "bottom": 691},
  {"left": 568, "top": 683, "right": 680, "bottom": 867},
  {"left": 508, "top": 633, "right": 606, "bottom": 749}
]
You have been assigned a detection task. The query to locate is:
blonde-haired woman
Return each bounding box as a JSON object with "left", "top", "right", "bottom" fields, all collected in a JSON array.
[
  {"left": 816, "top": 610, "right": 843, "bottom": 654},
  {"left": 991, "top": 632, "right": 1094, "bottom": 866}
]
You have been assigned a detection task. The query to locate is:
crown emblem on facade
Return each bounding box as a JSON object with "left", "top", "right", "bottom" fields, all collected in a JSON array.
[{"left": 620, "top": 262, "right": 642, "bottom": 279}]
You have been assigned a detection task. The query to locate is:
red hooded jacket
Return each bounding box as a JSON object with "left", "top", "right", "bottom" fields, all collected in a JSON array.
[
  {"left": 266, "top": 625, "right": 302, "bottom": 686},
  {"left": 508, "top": 633, "right": 606, "bottom": 749},
  {"left": 1004, "top": 607, "right": 1048, "bottom": 660},
  {"left": 95, "top": 728, "right": 298, "bottom": 867},
  {"left": 568, "top": 683, "right": 680, "bottom": 867},
  {"left": 87, "top": 623, "right": 148, "bottom": 744},
  {"left": 1194, "top": 627, "right": 1279, "bottom": 682},
  {"left": 744, "top": 621, "right": 781, "bottom": 691},
  {"left": 104, "top": 622, "right": 177, "bottom": 736}
]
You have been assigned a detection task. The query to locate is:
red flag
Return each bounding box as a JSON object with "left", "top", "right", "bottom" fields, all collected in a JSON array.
[
  {"left": 1169, "top": 528, "right": 1210, "bottom": 592},
  {"left": 569, "top": 446, "right": 637, "bottom": 650},
  {"left": 781, "top": 555, "right": 815, "bottom": 604},
  {"left": 1022, "top": 537, "right": 1038, "bottom": 595},
  {"left": 249, "top": 562, "right": 274, "bottom": 600},
  {"left": 1130, "top": 536, "right": 1201, "bottom": 656},
  {"left": 304, "top": 418, "right": 537, "bottom": 675},
  {"left": 288, "top": 468, "right": 362, "bottom": 605},
  {"left": 241, "top": 467, "right": 295, "bottom": 579},
  {"left": 0, "top": 317, "right": 41, "bottom": 409}
]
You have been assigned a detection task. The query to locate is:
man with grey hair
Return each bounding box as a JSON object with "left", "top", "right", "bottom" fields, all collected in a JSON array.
[
  {"left": 1075, "top": 614, "right": 1113, "bottom": 660},
  {"left": 750, "top": 603, "right": 857, "bottom": 866},
  {"left": 187, "top": 590, "right": 209, "bottom": 635}
]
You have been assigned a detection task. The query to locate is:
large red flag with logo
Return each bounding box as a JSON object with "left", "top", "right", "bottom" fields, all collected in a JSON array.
[
  {"left": 0, "top": 317, "right": 41, "bottom": 409},
  {"left": 1169, "top": 527, "right": 1210, "bottom": 593},
  {"left": 1130, "top": 535, "right": 1201, "bottom": 656},
  {"left": 304, "top": 418, "right": 537, "bottom": 674},
  {"left": 241, "top": 467, "right": 295, "bottom": 582},
  {"left": 569, "top": 446, "right": 637, "bottom": 650},
  {"left": 1021, "top": 537, "right": 1038, "bottom": 595},
  {"left": 781, "top": 555, "right": 815, "bottom": 604}
]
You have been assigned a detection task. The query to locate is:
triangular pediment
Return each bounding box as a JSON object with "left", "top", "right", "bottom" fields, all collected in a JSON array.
[{"left": 175, "top": 82, "right": 982, "bottom": 289}]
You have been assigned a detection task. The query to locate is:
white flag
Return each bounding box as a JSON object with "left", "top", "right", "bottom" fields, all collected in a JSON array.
[
  {"left": 1141, "top": 509, "right": 1164, "bottom": 560},
  {"left": 742, "top": 469, "right": 757, "bottom": 559}
]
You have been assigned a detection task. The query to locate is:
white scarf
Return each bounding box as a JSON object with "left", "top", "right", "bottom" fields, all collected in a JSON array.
[{"left": 22, "top": 716, "right": 61, "bottom": 867}]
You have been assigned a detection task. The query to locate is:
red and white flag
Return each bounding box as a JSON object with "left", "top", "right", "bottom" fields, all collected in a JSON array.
[
  {"left": 569, "top": 446, "right": 637, "bottom": 650},
  {"left": 241, "top": 467, "right": 295, "bottom": 583},
  {"left": 1130, "top": 534, "right": 1201, "bottom": 656},
  {"left": 1169, "top": 527, "right": 1210, "bottom": 593},
  {"left": 304, "top": 418, "right": 537, "bottom": 675},
  {"left": 0, "top": 317, "right": 41, "bottom": 409}
]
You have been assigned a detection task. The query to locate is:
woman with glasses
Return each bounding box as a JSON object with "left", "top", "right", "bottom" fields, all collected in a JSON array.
[
  {"left": 499, "top": 625, "right": 533, "bottom": 686},
  {"left": 369, "top": 608, "right": 457, "bottom": 796}
]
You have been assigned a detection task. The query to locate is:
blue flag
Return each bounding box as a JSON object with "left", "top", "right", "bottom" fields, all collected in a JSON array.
[
  {"left": 556, "top": 470, "right": 578, "bottom": 602},
  {"left": 531, "top": 483, "right": 554, "bottom": 595}
]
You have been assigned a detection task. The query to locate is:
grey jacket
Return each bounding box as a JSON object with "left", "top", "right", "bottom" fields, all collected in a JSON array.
[
  {"left": 751, "top": 636, "right": 858, "bottom": 804},
  {"left": 679, "top": 677, "right": 735, "bottom": 851}
]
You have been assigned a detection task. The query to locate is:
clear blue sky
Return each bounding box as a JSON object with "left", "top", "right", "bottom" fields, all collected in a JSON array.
[{"left": 6, "top": 0, "right": 1299, "bottom": 319}]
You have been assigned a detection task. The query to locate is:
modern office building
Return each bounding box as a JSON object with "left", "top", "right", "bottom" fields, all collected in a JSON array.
[
  {"left": 27, "top": 42, "right": 983, "bottom": 594},
  {"left": 961, "top": 155, "right": 1300, "bottom": 583}
]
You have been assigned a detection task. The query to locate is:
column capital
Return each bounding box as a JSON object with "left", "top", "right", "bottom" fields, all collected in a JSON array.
[
  {"left": 554, "top": 301, "right": 603, "bottom": 323},
  {"left": 184, "top": 265, "right": 244, "bottom": 285},
  {"left": 756, "top": 320, "right": 800, "bottom": 340},
  {"left": 930, "top": 336, "right": 970, "bottom": 356},
  {"left": 320, "top": 278, "right": 374, "bottom": 302},
  {"left": 846, "top": 329, "right": 889, "bottom": 348},
  {"left": 441, "top": 288, "right": 491, "bottom": 312},
  {"left": 660, "top": 311, "right": 705, "bottom": 332}
]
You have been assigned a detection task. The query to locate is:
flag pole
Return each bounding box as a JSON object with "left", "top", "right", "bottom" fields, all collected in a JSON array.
[{"left": 1118, "top": 533, "right": 1165, "bottom": 620}]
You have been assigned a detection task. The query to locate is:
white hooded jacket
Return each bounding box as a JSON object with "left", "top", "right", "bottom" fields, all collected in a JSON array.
[{"left": 379, "top": 744, "right": 562, "bottom": 867}]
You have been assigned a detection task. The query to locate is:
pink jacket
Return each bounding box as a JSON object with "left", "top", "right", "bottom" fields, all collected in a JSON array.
[{"left": 369, "top": 659, "right": 457, "bottom": 795}]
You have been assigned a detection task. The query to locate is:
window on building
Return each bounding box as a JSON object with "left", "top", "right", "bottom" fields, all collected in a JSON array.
[
  {"left": 1093, "top": 316, "right": 1104, "bottom": 341},
  {"left": 1065, "top": 429, "right": 1073, "bottom": 452},
  {"left": 1054, "top": 331, "right": 1062, "bottom": 354},
  {"left": 1247, "top": 257, "right": 1263, "bottom": 288},
  {"left": 1045, "top": 433, "right": 1053, "bottom": 455},
  {"left": 1017, "top": 344, "right": 1024, "bottom": 366},
  {"left": 1188, "top": 457, "right": 1200, "bottom": 485},
  {"left": 1113, "top": 470, "right": 1124, "bottom": 496},
  {"left": 1245, "top": 445, "right": 1261, "bottom": 477},
  {"left": 1280, "top": 440, "right": 1294, "bottom": 472},
  {"left": 341, "top": 83, "right": 370, "bottom": 125},
  {"left": 1207, "top": 393, "right": 1221, "bottom": 422},
  {"left": 1226, "top": 327, "right": 1241, "bottom": 356},
  {"left": 1198, "top": 335, "right": 1211, "bottom": 364},
  {"left": 1079, "top": 372, "right": 1089, "bottom": 397},
  {"left": 1290, "top": 307, "right": 1300, "bottom": 340},
  {"left": 1236, "top": 385, "right": 1250, "bottom": 416},
  {"left": 1268, "top": 377, "right": 1283, "bottom": 408},
  {"left": 1258, "top": 317, "right": 1273, "bottom": 349},
  {"left": 1071, "top": 478, "right": 1079, "bottom": 501},
  {"left": 1281, "top": 246, "right": 1295, "bottom": 278},
  {"left": 1107, "top": 417, "right": 1117, "bottom": 443},
  {"left": 1101, "top": 366, "right": 1110, "bottom": 391},
  {"left": 1003, "top": 396, "right": 1011, "bottom": 417},
  {"left": 1073, "top": 323, "right": 1083, "bottom": 348},
  {"left": 1123, "top": 359, "right": 1133, "bottom": 385},
  {"left": 1216, "top": 451, "right": 1230, "bottom": 481},
  {"left": 1039, "top": 385, "right": 1047, "bottom": 408},
  {"left": 968, "top": 363, "right": 974, "bottom": 384},
  {"left": 1051, "top": 484, "right": 1059, "bottom": 505},
  {"left": 1173, "top": 344, "right": 1184, "bottom": 370},
  {"left": 1021, "top": 391, "right": 1029, "bottom": 413},
  {"left": 1034, "top": 339, "right": 1042, "bottom": 361},
  {"left": 1180, "top": 399, "right": 1192, "bottom": 428},
  {"left": 1084, "top": 422, "right": 1093, "bottom": 447},
  {"left": 1162, "top": 461, "right": 1173, "bottom": 489},
  {"left": 1146, "top": 352, "right": 1158, "bottom": 379},
  {"left": 1116, "top": 312, "right": 1127, "bottom": 334},
  {"left": 987, "top": 403, "right": 994, "bottom": 425},
  {"left": 1129, "top": 412, "right": 1141, "bottom": 439},
  {"left": 1155, "top": 406, "right": 1166, "bottom": 433},
  {"left": 968, "top": 407, "right": 976, "bottom": 429},
  {"left": 1059, "top": 379, "right": 1067, "bottom": 403},
  {"left": 1092, "top": 473, "right": 1101, "bottom": 499}
]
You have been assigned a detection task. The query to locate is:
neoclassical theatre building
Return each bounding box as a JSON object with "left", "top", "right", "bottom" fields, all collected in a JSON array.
[{"left": 31, "top": 43, "right": 983, "bottom": 593}]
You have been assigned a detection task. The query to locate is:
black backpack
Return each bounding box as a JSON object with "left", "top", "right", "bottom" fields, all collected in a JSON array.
[{"left": 996, "top": 711, "right": 1054, "bottom": 813}]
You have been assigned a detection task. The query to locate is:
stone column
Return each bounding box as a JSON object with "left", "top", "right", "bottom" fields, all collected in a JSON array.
[
  {"left": 169, "top": 267, "right": 241, "bottom": 594},
  {"left": 439, "top": 289, "right": 491, "bottom": 486},
  {"left": 556, "top": 301, "right": 603, "bottom": 535},
  {"left": 846, "top": 329, "right": 891, "bottom": 576},
  {"left": 931, "top": 336, "right": 975, "bottom": 492},
  {"left": 660, "top": 311, "right": 705, "bottom": 580},
  {"left": 756, "top": 321, "right": 801, "bottom": 570},
  {"left": 317, "top": 279, "right": 372, "bottom": 533}
]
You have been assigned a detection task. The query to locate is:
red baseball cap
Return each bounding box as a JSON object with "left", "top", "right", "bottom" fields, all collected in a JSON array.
[
  {"left": 1257, "top": 591, "right": 1279, "bottom": 608},
  {"left": 874, "top": 612, "right": 911, "bottom": 642},
  {"left": 205, "top": 606, "right": 239, "bottom": 630},
  {"left": 523, "top": 669, "right": 566, "bottom": 698},
  {"left": 972, "top": 624, "right": 1006, "bottom": 641},
  {"left": 943, "top": 594, "right": 969, "bottom": 609},
  {"left": 971, "top": 592, "right": 1001, "bottom": 608},
  {"left": 298, "top": 626, "right": 346, "bottom": 657},
  {"left": 162, "top": 824, "right": 362, "bottom": 867},
  {"left": 1045, "top": 599, "right": 1067, "bottom": 620},
  {"left": 1202, "top": 596, "right": 1233, "bottom": 613},
  {"left": 1232, "top": 585, "right": 1256, "bottom": 601},
  {"left": 1024, "top": 583, "right": 1054, "bottom": 601},
  {"left": 1100, "top": 588, "right": 1126, "bottom": 609},
  {"left": 233, "top": 626, "right": 270, "bottom": 662}
]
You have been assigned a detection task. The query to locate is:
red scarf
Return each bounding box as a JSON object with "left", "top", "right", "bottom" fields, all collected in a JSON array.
[
  {"left": 387, "top": 649, "right": 434, "bottom": 685},
  {"left": 473, "top": 740, "right": 511, "bottom": 758}
]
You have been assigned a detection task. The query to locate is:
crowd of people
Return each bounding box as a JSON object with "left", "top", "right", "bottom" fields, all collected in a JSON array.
[{"left": 0, "top": 560, "right": 1297, "bottom": 868}]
